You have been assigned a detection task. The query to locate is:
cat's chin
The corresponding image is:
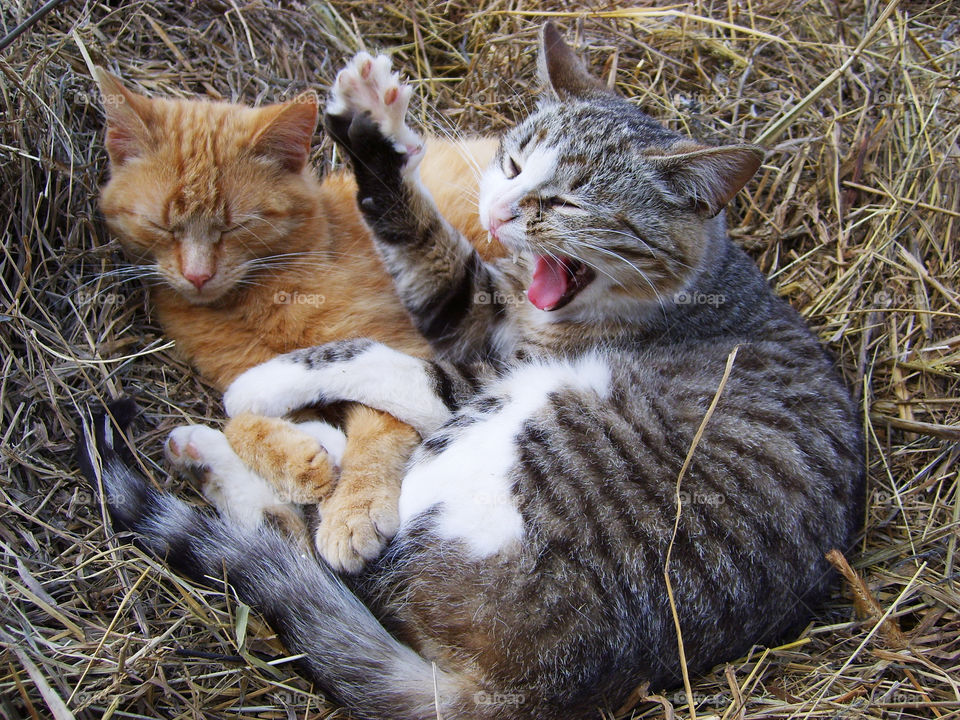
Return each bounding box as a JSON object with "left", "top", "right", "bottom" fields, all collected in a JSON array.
[{"left": 166, "top": 282, "right": 235, "bottom": 306}]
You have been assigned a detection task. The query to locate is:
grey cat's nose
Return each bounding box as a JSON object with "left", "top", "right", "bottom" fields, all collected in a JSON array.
[{"left": 489, "top": 210, "right": 519, "bottom": 238}]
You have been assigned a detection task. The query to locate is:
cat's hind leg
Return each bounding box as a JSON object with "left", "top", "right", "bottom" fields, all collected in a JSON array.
[
  {"left": 224, "top": 408, "right": 413, "bottom": 573},
  {"left": 164, "top": 425, "right": 305, "bottom": 537},
  {"left": 315, "top": 404, "right": 419, "bottom": 574}
]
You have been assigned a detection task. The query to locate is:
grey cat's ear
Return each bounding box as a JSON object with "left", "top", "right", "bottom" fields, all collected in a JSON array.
[
  {"left": 647, "top": 143, "right": 764, "bottom": 217},
  {"left": 537, "top": 21, "right": 608, "bottom": 100},
  {"left": 251, "top": 91, "right": 319, "bottom": 173},
  {"left": 94, "top": 68, "right": 154, "bottom": 165}
]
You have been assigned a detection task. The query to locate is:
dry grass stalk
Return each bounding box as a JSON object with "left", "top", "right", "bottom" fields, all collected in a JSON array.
[{"left": 826, "top": 548, "right": 908, "bottom": 649}]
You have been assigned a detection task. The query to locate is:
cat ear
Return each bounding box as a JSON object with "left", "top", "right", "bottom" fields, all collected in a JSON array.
[
  {"left": 251, "top": 92, "right": 319, "bottom": 173},
  {"left": 537, "top": 21, "right": 608, "bottom": 101},
  {"left": 94, "top": 68, "right": 154, "bottom": 165},
  {"left": 647, "top": 142, "right": 764, "bottom": 217}
]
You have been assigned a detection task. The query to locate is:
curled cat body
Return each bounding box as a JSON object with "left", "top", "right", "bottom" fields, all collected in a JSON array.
[
  {"left": 96, "top": 70, "right": 498, "bottom": 386},
  {"left": 95, "top": 69, "right": 499, "bottom": 571},
  {"left": 83, "top": 24, "right": 864, "bottom": 720}
]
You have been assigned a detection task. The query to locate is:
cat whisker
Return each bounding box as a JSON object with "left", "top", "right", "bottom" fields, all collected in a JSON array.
[
  {"left": 547, "top": 235, "right": 669, "bottom": 317},
  {"left": 233, "top": 214, "right": 285, "bottom": 236},
  {"left": 95, "top": 268, "right": 165, "bottom": 285},
  {"left": 538, "top": 239, "right": 624, "bottom": 291},
  {"left": 97, "top": 265, "right": 159, "bottom": 278},
  {"left": 535, "top": 239, "right": 661, "bottom": 318},
  {"left": 76, "top": 274, "right": 129, "bottom": 291},
  {"left": 575, "top": 226, "right": 693, "bottom": 272},
  {"left": 505, "top": 85, "right": 534, "bottom": 118},
  {"left": 250, "top": 251, "right": 333, "bottom": 263},
  {"left": 232, "top": 278, "right": 269, "bottom": 289},
  {"left": 243, "top": 256, "right": 323, "bottom": 267},
  {"left": 414, "top": 110, "right": 489, "bottom": 182},
  {"left": 563, "top": 230, "right": 688, "bottom": 276},
  {"left": 233, "top": 230, "right": 272, "bottom": 257},
  {"left": 242, "top": 257, "right": 336, "bottom": 274},
  {"left": 135, "top": 277, "right": 169, "bottom": 290}
]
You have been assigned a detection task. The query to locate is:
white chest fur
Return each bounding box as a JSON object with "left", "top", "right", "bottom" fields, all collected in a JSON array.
[{"left": 398, "top": 355, "right": 612, "bottom": 557}]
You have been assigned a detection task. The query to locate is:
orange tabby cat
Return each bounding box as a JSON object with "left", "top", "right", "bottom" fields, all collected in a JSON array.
[{"left": 95, "top": 69, "right": 498, "bottom": 571}]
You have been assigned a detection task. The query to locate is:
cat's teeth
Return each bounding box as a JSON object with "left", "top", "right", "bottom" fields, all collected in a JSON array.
[{"left": 512, "top": 250, "right": 520, "bottom": 264}]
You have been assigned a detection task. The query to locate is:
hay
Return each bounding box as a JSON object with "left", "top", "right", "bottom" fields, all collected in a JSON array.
[{"left": 1, "top": 0, "right": 957, "bottom": 717}]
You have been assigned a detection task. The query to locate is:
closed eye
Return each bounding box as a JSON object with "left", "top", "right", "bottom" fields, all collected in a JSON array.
[
  {"left": 545, "top": 197, "right": 583, "bottom": 211},
  {"left": 146, "top": 220, "right": 171, "bottom": 233}
]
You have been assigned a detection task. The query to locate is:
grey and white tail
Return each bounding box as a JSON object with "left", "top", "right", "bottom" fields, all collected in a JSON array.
[{"left": 78, "top": 398, "right": 464, "bottom": 720}]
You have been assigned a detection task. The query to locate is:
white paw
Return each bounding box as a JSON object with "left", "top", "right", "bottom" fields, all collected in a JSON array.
[
  {"left": 165, "top": 425, "right": 287, "bottom": 530},
  {"left": 296, "top": 420, "right": 347, "bottom": 467},
  {"left": 223, "top": 357, "right": 316, "bottom": 418},
  {"left": 166, "top": 425, "right": 238, "bottom": 471},
  {"left": 327, "top": 51, "right": 424, "bottom": 171}
]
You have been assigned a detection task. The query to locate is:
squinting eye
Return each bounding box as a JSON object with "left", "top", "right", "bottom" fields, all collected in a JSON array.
[
  {"left": 221, "top": 225, "right": 242, "bottom": 235},
  {"left": 146, "top": 220, "right": 173, "bottom": 235},
  {"left": 505, "top": 156, "right": 521, "bottom": 179},
  {"left": 545, "top": 197, "right": 581, "bottom": 210}
]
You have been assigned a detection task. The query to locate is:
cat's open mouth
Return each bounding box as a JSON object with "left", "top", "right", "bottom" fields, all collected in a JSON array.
[{"left": 527, "top": 255, "right": 595, "bottom": 311}]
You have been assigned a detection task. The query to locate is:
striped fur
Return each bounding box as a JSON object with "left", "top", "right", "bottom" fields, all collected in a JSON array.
[{"left": 84, "top": 24, "right": 864, "bottom": 719}]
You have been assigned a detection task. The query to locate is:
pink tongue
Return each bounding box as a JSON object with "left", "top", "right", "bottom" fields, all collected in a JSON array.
[{"left": 527, "top": 255, "right": 570, "bottom": 310}]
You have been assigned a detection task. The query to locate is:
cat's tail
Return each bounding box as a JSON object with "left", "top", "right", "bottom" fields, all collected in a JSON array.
[{"left": 78, "top": 398, "right": 474, "bottom": 720}]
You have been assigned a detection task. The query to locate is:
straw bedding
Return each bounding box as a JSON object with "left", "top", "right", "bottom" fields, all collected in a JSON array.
[{"left": 1, "top": 1, "right": 957, "bottom": 718}]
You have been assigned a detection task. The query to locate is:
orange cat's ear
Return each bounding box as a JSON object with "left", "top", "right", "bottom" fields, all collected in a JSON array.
[
  {"left": 251, "top": 92, "right": 319, "bottom": 172},
  {"left": 94, "top": 68, "right": 154, "bottom": 165},
  {"left": 647, "top": 142, "right": 764, "bottom": 217}
]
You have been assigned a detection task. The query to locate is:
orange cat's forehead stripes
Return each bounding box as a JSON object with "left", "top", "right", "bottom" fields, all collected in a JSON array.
[{"left": 161, "top": 101, "right": 235, "bottom": 223}]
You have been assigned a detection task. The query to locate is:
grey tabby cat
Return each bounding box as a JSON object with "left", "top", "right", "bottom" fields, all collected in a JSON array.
[{"left": 82, "top": 24, "right": 864, "bottom": 720}]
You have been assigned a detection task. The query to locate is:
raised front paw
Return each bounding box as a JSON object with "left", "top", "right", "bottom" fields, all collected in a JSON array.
[
  {"left": 324, "top": 52, "right": 424, "bottom": 176},
  {"left": 223, "top": 356, "right": 317, "bottom": 418}
]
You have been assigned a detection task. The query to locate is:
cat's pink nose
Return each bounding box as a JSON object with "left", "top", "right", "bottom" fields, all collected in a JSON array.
[
  {"left": 488, "top": 207, "right": 518, "bottom": 238},
  {"left": 184, "top": 271, "right": 212, "bottom": 290}
]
